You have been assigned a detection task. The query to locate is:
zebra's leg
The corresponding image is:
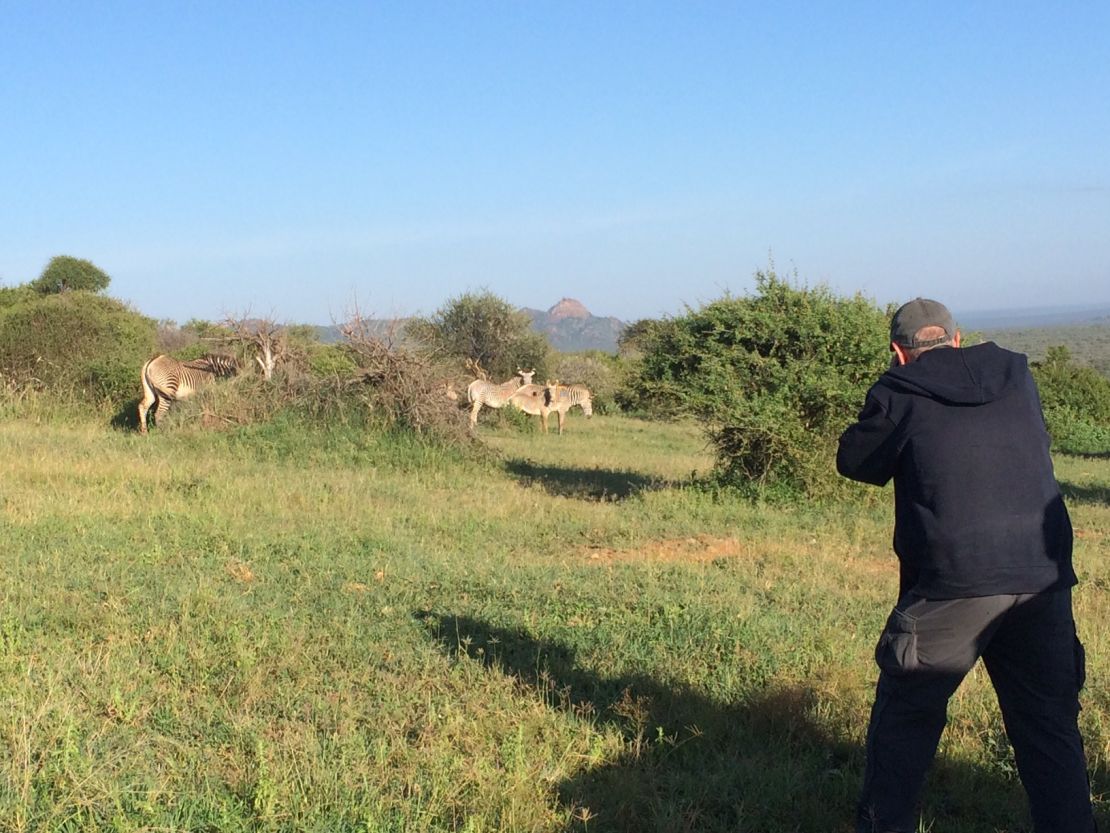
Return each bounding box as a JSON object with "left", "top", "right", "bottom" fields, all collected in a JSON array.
[
  {"left": 470, "top": 400, "right": 482, "bottom": 428},
  {"left": 138, "top": 390, "right": 156, "bottom": 434},
  {"left": 557, "top": 410, "right": 566, "bottom": 435},
  {"left": 138, "top": 363, "right": 157, "bottom": 434},
  {"left": 153, "top": 395, "right": 173, "bottom": 428}
]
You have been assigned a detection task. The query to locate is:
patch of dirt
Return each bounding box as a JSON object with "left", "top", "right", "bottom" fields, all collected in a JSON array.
[
  {"left": 847, "top": 556, "right": 899, "bottom": 577},
  {"left": 577, "top": 534, "right": 804, "bottom": 565},
  {"left": 576, "top": 534, "right": 897, "bottom": 577},
  {"left": 225, "top": 560, "right": 255, "bottom": 583}
]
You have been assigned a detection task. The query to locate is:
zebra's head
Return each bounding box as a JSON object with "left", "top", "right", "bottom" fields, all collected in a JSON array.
[{"left": 517, "top": 367, "right": 536, "bottom": 386}]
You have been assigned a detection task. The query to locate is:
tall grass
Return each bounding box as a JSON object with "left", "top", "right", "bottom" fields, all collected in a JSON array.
[{"left": 0, "top": 412, "right": 1106, "bottom": 832}]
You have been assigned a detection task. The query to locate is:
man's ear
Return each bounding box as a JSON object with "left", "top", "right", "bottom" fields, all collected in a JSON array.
[{"left": 891, "top": 341, "right": 910, "bottom": 366}]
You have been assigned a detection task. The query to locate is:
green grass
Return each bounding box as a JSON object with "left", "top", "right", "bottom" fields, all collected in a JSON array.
[{"left": 0, "top": 413, "right": 1107, "bottom": 832}]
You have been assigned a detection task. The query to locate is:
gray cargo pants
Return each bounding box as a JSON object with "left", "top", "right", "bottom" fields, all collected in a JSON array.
[{"left": 856, "top": 588, "right": 1094, "bottom": 833}]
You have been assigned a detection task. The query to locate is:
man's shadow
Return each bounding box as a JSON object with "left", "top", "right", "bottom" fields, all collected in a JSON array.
[{"left": 417, "top": 613, "right": 1074, "bottom": 832}]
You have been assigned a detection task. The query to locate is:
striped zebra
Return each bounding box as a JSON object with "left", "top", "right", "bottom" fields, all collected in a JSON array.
[
  {"left": 138, "top": 354, "right": 240, "bottom": 434},
  {"left": 506, "top": 382, "right": 550, "bottom": 432},
  {"left": 466, "top": 368, "right": 535, "bottom": 427},
  {"left": 542, "top": 380, "right": 593, "bottom": 434}
]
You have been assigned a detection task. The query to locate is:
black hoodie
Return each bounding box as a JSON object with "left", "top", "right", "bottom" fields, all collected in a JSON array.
[{"left": 837, "top": 342, "right": 1075, "bottom": 599}]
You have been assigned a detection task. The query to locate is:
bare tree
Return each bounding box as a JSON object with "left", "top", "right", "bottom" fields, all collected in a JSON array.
[
  {"left": 464, "top": 357, "right": 489, "bottom": 381},
  {"left": 221, "top": 312, "right": 288, "bottom": 381}
]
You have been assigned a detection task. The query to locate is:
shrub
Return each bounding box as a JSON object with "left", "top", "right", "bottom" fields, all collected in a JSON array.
[
  {"left": 305, "top": 342, "right": 360, "bottom": 380},
  {"left": 1032, "top": 345, "right": 1110, "bottom": 455},
  {"left": 406, "top": 290, "right": 549, "bottom": 381},
  {"left": 0, "top": 284, "right": 35, "bottom": 310},
  {"left": 341, "top": 315, "right": 472, "bottom": 445},
  {"left": 626, "top": 271, "right": 891, "bottom": 500},
  {"left": 0, "top": 291, "right": 156, "bottom": 404},
  {"left": 157, "top": 371, "right": 354, "bottom": 434},
  {"left": 615, "top": 317, "right": 688, "bottom": 417}
]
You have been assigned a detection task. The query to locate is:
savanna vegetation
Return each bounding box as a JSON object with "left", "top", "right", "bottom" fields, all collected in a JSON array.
[{"left": 0, "top": 257, "right": 1108, "bottom": 832}]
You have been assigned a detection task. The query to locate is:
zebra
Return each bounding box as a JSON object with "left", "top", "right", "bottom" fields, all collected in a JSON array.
[
  {"left": 466, "top": 368, "right": 535, "bottom": 427},
  {"left": 506, "top": 382, "right": 550, "bottom": 432},
  {"left": 138, "top": 354, "right": 240, "bottom": 434},
  {"left": 542, "top": 380, "right": 593, "bottom": 434}
]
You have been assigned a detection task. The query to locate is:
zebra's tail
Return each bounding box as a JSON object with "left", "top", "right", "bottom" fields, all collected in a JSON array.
[
  {"left": 138, "top": 356, "right": 159, "bottom": 433},
  {"left": 140, "top": 357, "right": 156, "bottom": 401}
]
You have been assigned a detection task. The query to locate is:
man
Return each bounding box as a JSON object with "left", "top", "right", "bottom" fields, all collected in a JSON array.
[{"left": 836, "top": 298, "right": 1094, "bottom": 832}]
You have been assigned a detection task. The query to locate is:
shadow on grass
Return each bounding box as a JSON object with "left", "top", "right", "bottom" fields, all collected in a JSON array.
[
  {"left": 1059, "top": 480, "right": 1110, "bottom": 506},
  {"left": 417, "top": 613, "right": 1106, "bottom": 832},
  {"left": 504, "top": 459, "right": 675, "bottom": 502},
  {"left": 110, "top": 397, "right": 143, "bottom": 432}
]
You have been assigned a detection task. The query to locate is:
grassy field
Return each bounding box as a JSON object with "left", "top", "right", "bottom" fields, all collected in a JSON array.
[{"left": 0, "top": 410, "right": 1107, "bottom": 832}]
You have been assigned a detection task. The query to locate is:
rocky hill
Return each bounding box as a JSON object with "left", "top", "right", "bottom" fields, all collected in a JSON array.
[{"left": 522, "top": 298, "right": 626, "bottom": 353}]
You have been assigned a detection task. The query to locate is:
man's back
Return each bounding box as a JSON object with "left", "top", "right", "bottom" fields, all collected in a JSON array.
[{"left": 837, "top": 342, "right": 1075, "bottom": 598}]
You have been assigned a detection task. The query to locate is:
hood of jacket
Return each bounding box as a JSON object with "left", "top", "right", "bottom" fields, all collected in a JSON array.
[{"left": 879, "top": 342, "right": 1027, "bottom": 406}]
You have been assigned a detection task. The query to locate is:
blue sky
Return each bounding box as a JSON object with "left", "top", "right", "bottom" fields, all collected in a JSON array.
[{"left": 2, "top": 2, "right": 1107, "bottom": 325}]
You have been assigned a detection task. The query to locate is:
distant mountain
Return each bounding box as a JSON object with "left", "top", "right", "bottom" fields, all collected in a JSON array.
[{"left": 522, "top": 298, "right": 626, "bottom": 353}]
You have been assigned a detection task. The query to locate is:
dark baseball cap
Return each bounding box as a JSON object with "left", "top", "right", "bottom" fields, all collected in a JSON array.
[{"left": 890, "top": 298, "right": 957, "bottom": 348}]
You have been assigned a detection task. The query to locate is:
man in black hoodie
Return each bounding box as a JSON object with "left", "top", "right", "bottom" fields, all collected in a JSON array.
[{"left": 837, "top": 299, "right": 1093, "bottom": 833}]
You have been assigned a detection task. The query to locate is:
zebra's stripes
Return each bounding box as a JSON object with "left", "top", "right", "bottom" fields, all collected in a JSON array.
[
  {"left": 466, "top": 369, "right": 535, "bottom": 427},
  {"left": 542, "top": 381, "right": 593, "bottom": 434},
  {"left": 138, "top": 354, "right": 240, "bottom": 433}
]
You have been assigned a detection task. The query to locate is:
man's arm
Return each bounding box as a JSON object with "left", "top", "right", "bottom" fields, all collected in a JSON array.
[{"left": 836, "top": 394, "right": 899, "bottom": 486}]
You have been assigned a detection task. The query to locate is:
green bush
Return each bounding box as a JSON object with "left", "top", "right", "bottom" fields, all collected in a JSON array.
[
  {"left": 616, "top": 317, "right": 688, "bottom": 416},
  {"left": 625, "top": 271, "right": 891, "bottom": 500},
  {"left": 1042, "top": 406, "right": 1110, "bottom": 456},
  {"left": 305, "top": 342, "right": 360, "bottom": 379},
  {"left": 406, "top": 290, "right": 550, "bottom": 381},
  {"left": 1032, "top": 346, "right": 1110, "bottom": 454},
  {"left": 0, "top": 291, "right": 156, "bottom": 404},
  {"left": 0, "top": 284, "right": 35, "bottom": 310}
]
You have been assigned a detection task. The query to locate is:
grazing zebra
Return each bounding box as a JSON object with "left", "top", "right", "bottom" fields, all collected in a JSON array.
[
  {"left": 506, "top": 382, "right": 550, "bottom": 432},
  {"left": 138, "top": 354, "right": 240, "bottom": 434},
  {"left": 466, "top": 368, "right": 535, "bottom": 427},
  {"left": 542, "top": 380, "right": 593, "bottom": 434}
]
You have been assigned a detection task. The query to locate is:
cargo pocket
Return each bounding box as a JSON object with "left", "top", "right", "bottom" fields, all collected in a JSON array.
[
  {"left": 1073, "top": 628, "right": 1086, "bottom": 692},
  {"left": 875, "top": 607, "right": 919, "bottom": 675}
]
